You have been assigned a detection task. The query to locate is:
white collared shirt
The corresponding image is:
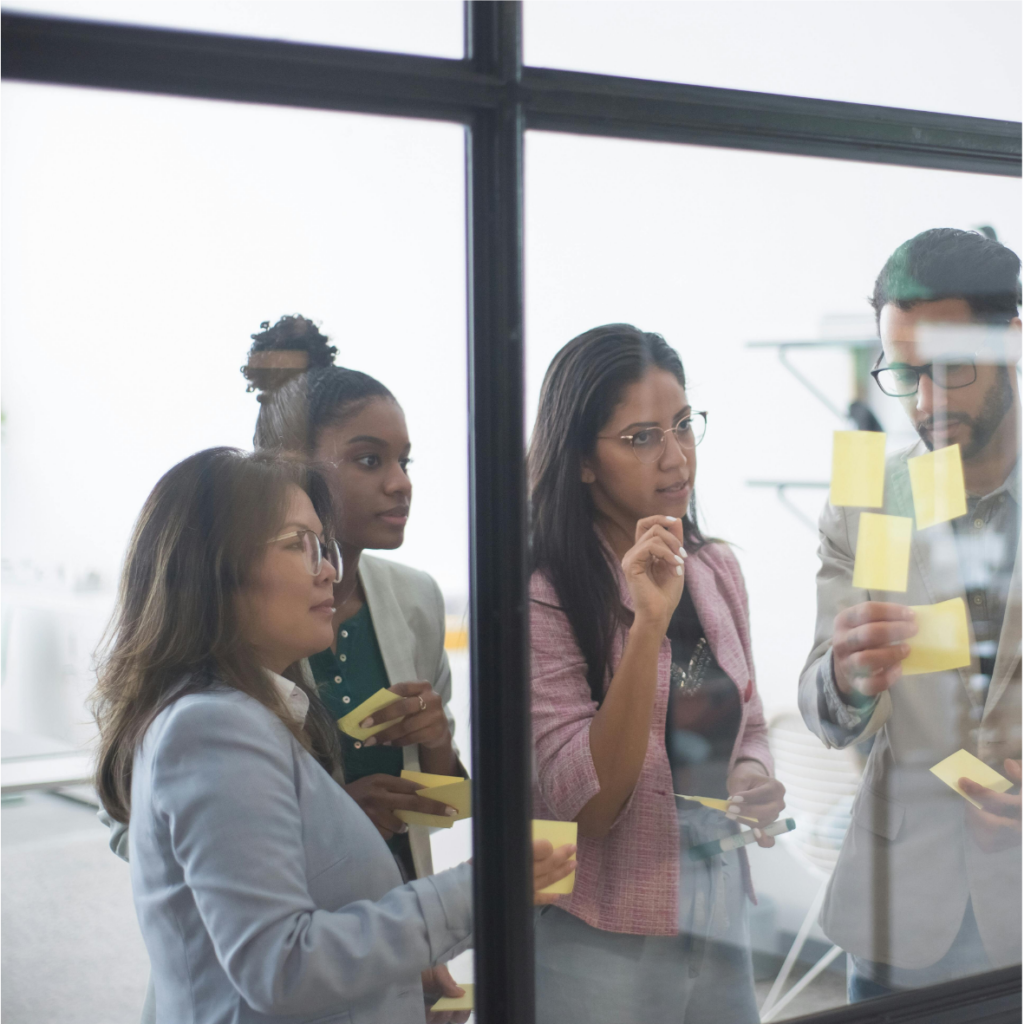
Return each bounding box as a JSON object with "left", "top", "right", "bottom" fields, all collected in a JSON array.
[{"left": 266, "top": 670, "right": 310, "bottom": 726}]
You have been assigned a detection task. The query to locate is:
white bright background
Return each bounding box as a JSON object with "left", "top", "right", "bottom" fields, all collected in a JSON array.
[{"left": 1, "top": 3, "right": 1020, "bottom": 1019}]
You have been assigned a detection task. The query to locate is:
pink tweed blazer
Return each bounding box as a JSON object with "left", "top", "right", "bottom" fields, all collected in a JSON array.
[{"left": 530, "top": 540, "right": 773, "bottom": 936}]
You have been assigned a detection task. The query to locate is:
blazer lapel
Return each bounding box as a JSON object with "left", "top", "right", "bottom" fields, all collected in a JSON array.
[
  {"left": 685, "top": 552, "right": 749, "bottom": 692},
  {"left": 985, "top": 532, "right": 1022, "bottom": 717},
  {"left": 358, "top": 556, "right": 418, "bottom": 687}
]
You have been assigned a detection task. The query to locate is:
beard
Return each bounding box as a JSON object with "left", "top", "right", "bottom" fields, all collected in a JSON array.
[{"left": 916, "top": 366, "right": 1015, "bottom": 458}]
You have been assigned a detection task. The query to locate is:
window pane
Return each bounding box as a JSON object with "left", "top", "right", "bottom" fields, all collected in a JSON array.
[
  {"left": 525, "top": 0, "right": 1022, "bottom": 121},
  {"left": 5, "top": 0, "right": 463, "bottom": 59},
  {"left": 525, "top": 129, "right": 1020, "bottom": 1019},
  {"left": 2, "top": 83, "right": 472, "bottom": 1019}
]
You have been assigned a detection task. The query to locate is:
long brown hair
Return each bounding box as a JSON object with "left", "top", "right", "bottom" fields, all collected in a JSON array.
[{"left": 92, "top": 447, "right": 341, "bottom": 822}]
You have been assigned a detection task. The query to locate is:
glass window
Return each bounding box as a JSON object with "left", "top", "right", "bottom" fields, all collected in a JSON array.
[
  {"left": 4, "top": 0, "right": 464, "bottom": 59},
  {"left": 525, "top": 129, "right": 1020, "bottom": 1019},
  {"left": 524, "top": 1, "right": 1022, "bottom": 121},
  {"left": 2, "top": 82, "right": 472, "bottom": 1020}
]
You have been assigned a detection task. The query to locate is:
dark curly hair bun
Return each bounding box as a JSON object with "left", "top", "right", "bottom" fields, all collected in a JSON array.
[{"left": 241, "top": 315, "right": 338, "bottom": 399}]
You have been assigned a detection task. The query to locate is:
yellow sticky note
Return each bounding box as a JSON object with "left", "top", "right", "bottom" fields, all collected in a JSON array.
[
  {"left": 908, "top": 443, "right": 967, "bottom": 529},
  {"left": 533, "top": 819, "right": 578, "bottom": 894},
  {"left": 395, "top": 778, "right": 472, "bottom": 829},
  {"left": 929, "top": 749, "right": 1013, "bottom": 809},
  {"left": 852, "top": 512, "right": 913, "bottom": 592},
  {"left": 401, "top": 770, "right": 463, "bottom": 789},
  {"left": 337, "top": 689, "right": 404, "bottom": 741},
  {"left": 675, "top": 794, "right": 757, "bottom": 823},
  {"left": 831, "top": 431, "right": 886, "bottom": 508},
  {"left": 432, "top": 983, "right": 473, "bottom": 1012},
  {"left": 902, "top": 598, "right": 971, "bottom": 675}
]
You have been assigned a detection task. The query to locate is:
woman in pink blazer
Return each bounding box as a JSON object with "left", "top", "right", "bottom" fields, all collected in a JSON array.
[{"left": 528, "top": 324, "right": 785, "bottom": 1023}]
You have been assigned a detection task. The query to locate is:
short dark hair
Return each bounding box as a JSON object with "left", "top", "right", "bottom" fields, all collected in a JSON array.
[{"left": 871, "top": 228, "right": 1021, "bottom": 326}]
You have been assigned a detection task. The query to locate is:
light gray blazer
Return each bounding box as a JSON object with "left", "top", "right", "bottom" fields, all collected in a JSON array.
[
  {"left": 129, "top": 685, "right": 472, "bottom": 1024},
  {"left": 798, "top": 440, "right": 1021, "bottom": 971}
]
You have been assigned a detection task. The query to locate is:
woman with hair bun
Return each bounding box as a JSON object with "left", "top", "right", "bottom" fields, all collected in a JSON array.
[{"left": 243, "top": 315, "right": 469, "bottom": 1012}]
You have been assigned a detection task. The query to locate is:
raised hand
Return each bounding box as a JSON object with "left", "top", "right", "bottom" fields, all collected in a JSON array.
[
  {"left": 358, "top": 682, "right": 452, "bottom": 750},
  {"left": 832, "top": 602, "right": 918, "bottom": 697},
  {"left": 343, "top": 774, "right": 457, "bottom": 840},
  {"left": 621, "top": 515, "right": 687, "bottom": 631}
]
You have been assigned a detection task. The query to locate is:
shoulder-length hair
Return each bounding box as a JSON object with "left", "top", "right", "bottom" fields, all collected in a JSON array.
[
  {"left": 92, "top": 447, "right": 341, "bottom": 823},
  {"left": 528, "top": 324, "right": 706, "bottom": 706}
]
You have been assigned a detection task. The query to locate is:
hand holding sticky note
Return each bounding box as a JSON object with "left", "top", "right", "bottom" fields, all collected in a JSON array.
[
  {"left": 901, "top": 598, "right": 971, "bottom": 675},
  {"left": 930, "top": 749, "right": 1013, "bottom": 809},
  {"left": 908, "top": 443, "right": 967, "bottom": 529},
  {"left": 675, "top": 794, "right": 758, "bottom": 823},
  {"left": 532, "top": 819, "right": 578, "bottom": 894},
  {"left": 852, "top": 512, "right": 913, "bottom": 592},
  {"left": 395, "top": 771, "right": 471, "bottom": 828},
  {"left": 831, "top": 430, "right": 886, "bottom": 508},
  {"left": 431, "top": 983, "right": 473, "bottom": 1013},
  {"left": 337, "top": 689, "right": 405, "bottom": 741}
]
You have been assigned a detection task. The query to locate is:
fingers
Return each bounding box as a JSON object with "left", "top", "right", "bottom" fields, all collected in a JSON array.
[
  {"left": 960, "top": 778, "right": 1022, "bottom": 820},
  {"left": 751, "top": 827, "right": 776, "bottom": 849},
  {"left": 432, "top": 965, "right": 465, "bottom": 999},
  {"left": 635, "top": 514, "right": 684, "bottom": 546},
  {"left": 532, "top": 841, "right": 577, "bottom": 889},
  {"left": 389, "top": 791, "right": 459, "bottom": 818},
  {"left": 1005, "top": 759, "right": 1023, "bottom": 787},
  {"left": 840, "top": 619, "right": 918, "bottom": 652},
  {"left": 361, "top": 688, "right": 434, "bottom": 728},
  {"left": 835, "top": 602, "right": 916, "bottom": 630}
]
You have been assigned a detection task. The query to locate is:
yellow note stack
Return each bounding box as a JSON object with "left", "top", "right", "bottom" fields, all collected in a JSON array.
[
  {"left": 831, "top": 431, "right": 886, "bottom": 508},
  {"left": 902, "top": 598, "right": 971, "bottom": 675},
  {"left": 852, "top": 512, "right": 913, "bottom": 592},
  {"left": 337, "top": 689, "right": 405, "bottom": 741},
  {"left": 532, "top": 819, "right": 578, "bottom": 894},
  {"left": 907, "top": 444, "right": 967, "bottom": 529},
  {"left": 431, "top": 983, "right": 474, "bottom": 1012},
  {"left": 930, "top": 749, "right": 1013, "bottom": 809},
  {"left": 395, "top": 770, "right": 472, "bottom": 829}
]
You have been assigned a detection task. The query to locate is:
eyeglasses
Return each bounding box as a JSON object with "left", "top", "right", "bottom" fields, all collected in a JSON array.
[
  {"left": 599, "top": 412, "right": 708, "bottom": 464},
  {"left": 267, "top": 530, "right": 342, "bottom": 580},
  {"left": 870, "top": 356, "right": 977, "bottom": 397}
]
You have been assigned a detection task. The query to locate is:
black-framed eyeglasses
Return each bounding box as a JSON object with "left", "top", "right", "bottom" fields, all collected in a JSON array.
[
  {"left": 599, "top": 412, "right": 708, "bottom": 464},
  {"left": 870, "top": 354, "right": 978, "bottom": 397},
  {"left": 267, "top": 529, "right": 343, "bottom": 580}
]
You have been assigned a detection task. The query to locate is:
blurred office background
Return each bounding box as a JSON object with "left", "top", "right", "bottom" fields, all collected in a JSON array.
[{"left": 2, "top": 2, "right": 1020, "bottom": 1021}]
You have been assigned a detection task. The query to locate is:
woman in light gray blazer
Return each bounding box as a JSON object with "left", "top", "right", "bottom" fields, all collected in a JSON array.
[{"left": 92, "top": 447, "right": 575, "bottom": 1024}]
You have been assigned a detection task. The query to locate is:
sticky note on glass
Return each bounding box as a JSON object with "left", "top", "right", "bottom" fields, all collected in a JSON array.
[
  {"left": 532, "top": 819, "right": 578, "bottom": 894},
  {"left": 908, "top": 443, "right": 967, "bottom": 529},
  {"left": 902, "top": 598, "right": 971, "bottom": 675},
  {"left": 432, "top": 983, "right": 473, "bottom": 1012},
  {"left": 675, "top": 794, "right": 757, "bottom": 823},
  {"left": 831, "top": 431, "right": 886, "bottom": 508},
  {"left": 930, "top": 749, "right": 1013, "bottom": 808},
  {"left": 337, "top": 689, "right": 404, "bottom": 741},
  {"left": 852, "top": 512, "right": 913, "bottom": 592},
  {"left": 395, "top": 773, "right": 471, "bottom": 829}
]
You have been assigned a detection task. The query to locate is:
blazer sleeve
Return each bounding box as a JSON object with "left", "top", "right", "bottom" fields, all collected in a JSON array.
[
  {"left": 797, "top": 499, "right": 892, "bottom": 749},
  {"left": 148, "top": 695, "right": 472, "bottom": 1017},
  {"left": 529, "top": 574, "right": 604, "bottom": 822}
]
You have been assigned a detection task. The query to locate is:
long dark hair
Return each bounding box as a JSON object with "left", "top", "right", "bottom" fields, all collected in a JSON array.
[
  {"left": 242, "top": 314, "right": 395, "bottom": 454},
  {"left": 528, "top": 324, "right": 705, "bottom": 706},
  {"left": 91, "top": 447, "right": 342, "bottom": 823}
]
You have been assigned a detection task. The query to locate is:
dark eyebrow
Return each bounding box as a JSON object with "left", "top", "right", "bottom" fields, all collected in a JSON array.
[
  {"left": 345, "top": 435, "right": 387, "bottom": 446},
  {"left": 619, "top": 407, "right": 691, "bottom": 432}
]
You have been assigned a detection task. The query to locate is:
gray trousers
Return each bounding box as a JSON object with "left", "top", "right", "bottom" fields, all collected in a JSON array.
[{"left": 535, "top": 808, "right": 759, "bottom": 1024}]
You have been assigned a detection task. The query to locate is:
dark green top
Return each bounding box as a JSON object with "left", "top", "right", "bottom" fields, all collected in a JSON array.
[{"left": 308, "top": 603, "right": 404, "bottom": 784}]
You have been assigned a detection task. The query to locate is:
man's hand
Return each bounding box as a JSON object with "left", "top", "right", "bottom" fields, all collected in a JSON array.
[
  {"left": 832, "top": 602, "right": 917, "bottom": 697},
  {"left": 962, "top": 759, "right": 1022, "bottom": 854},
  {"left": 359, "top": 682, "right": 452, "bottom": 750},
  {"left": 532, "top": 838, "right": 578, "bottom": 905},
  {"left": 423, "top": 964, "right": 470, "bottom": 1024},
  {"left": 726, "top": 760, "right": 786, "bottom": 848},
  {"left": 343, "top": 774, "right": 457, "bottom": 840}
]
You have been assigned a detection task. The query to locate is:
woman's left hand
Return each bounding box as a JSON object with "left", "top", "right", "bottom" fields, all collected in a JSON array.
[
  {"left": 360, "top": 682, "right": 451, "bottom": 749},
  {"left": 422, "top": 964, "right": 471, "bottom": 1024},
  {"left": 726, "top": 760, "right": 786, "bottom": 848}
]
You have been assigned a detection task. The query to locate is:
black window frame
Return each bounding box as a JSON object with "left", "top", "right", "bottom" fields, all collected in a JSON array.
[{"left": 3, "top": 5, "right": 1020, "bottom": 1022}]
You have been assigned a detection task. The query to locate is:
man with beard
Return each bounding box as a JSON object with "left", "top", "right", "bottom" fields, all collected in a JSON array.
[{"left": 798, "top": 228, "right": 1021, "bottom": 1001}]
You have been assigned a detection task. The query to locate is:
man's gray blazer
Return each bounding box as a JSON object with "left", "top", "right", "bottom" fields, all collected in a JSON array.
[
  {"left": 130, "top": 686, "right": 472, "bottom": 1024},
  {"left": 798, "top": 440, "right": 1021, "bottom": 971}
]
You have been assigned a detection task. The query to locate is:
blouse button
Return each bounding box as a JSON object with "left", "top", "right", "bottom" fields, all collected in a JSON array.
[
  {"left": 340, "top": 630, "right": 349, "bottom": 638},
  {"left": 973, "top": 518, "right": 984, "bottom": 529},
  {"left": 342, "top": 695, "right": 351, "bottom": 704},
  {"left": 339, "top": 654, "right": 347, "bottom": 662},
  {"left": 334, "top": 675, "right": 343, "bottom": 684},
  {"left": 354, "top": 741, "right": 362, "bottom": 750}
]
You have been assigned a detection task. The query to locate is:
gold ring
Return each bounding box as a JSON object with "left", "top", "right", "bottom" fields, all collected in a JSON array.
[{"left": 417, "top": 695, "right": 427, "bottom": 713}]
